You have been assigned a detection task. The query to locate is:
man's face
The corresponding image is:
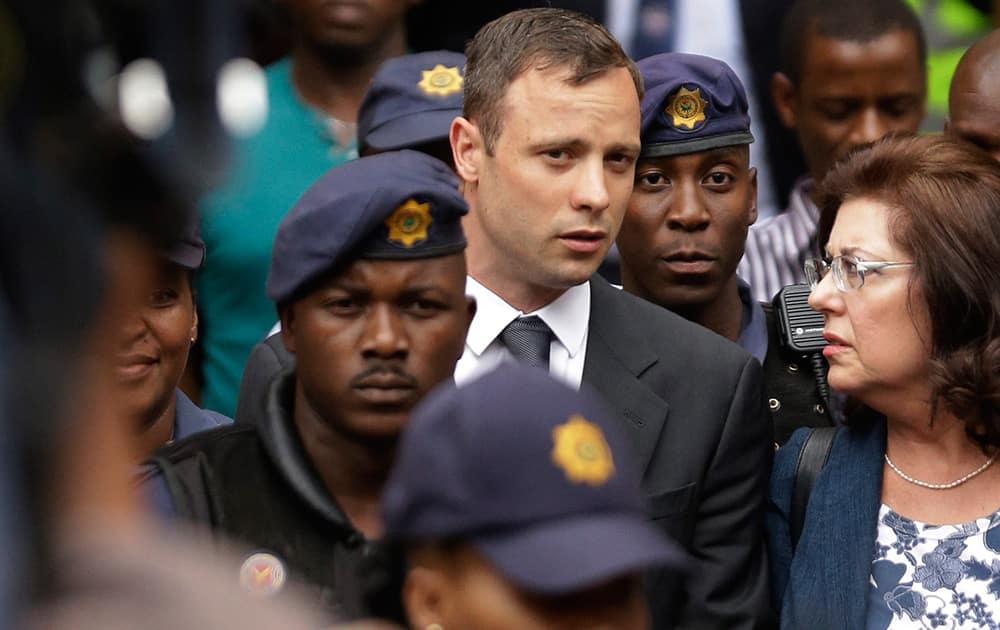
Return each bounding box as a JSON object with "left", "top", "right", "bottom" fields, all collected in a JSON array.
[
  {"left": 617, "top": 147, "right": 757, "bottom": 311},
  {"left": 947, "top": 62, "right": 1000, "bottom": 163},
  {"left": 281, "top": 253, "right": 474, "bottom": 440},
  {"left": 283, "top": 0, "right": 412, "bottom": 51},
  {"left": 457, "top": 65, "right": 641, "bottom": 297},
  {"left": 775, "top": 29, "right": 925, "bottom": 183}
]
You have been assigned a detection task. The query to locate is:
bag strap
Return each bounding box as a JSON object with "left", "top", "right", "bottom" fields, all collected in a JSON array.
[{"left": 790, "top": 427, "right": 838, "bottom": 550}]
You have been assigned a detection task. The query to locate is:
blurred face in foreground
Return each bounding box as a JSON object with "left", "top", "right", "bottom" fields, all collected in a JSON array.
[{"left": 403, "top": 544, "right": 649, "bottom": 630}]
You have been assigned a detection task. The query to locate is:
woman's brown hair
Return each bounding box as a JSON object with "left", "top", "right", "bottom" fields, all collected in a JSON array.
[{"left": 818, "top": 134, "right": 1000, "bottom": 450}]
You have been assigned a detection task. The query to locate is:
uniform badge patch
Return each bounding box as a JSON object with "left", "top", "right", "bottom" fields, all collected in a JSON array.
[
  {"left": 551, "top": 415, "right": 615, "bottom": 486},
  {"left": 664, "top": 86, "right": 707, "bottom": 131},
  {"left": 385, "top": 198, "right": 432, "bottom": 247},
  {"left": 417, "top": 64, "right": 463, "bottom": 97},
  {"left": 239, "top": 552, "right": 286, "bottom": 596}
]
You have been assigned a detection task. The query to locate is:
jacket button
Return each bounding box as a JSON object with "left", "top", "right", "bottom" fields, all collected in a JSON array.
[
  {"left": 768, "top": 398, "right": 781, "bottom": 411},
  {"left": 786, "top": 363, "right": 799, "bottom": 373},
  {"left": 814, "top": 404, "right": 826, "bottom": 415}
]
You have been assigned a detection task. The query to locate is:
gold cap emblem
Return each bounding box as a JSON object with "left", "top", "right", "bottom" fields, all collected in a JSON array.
[
  {"left": 551, "top": 415, "right": 615, "bottom": 486},
  {"left": 665, "top": 86, "right": 707, "bottom": 130},
  {"left": 239, "top": 552, "right": 286, "bottom": 596},
  {"left": 418, "top": 64, "right": 463, "bottom": 97},
  {"left": 385, "top": 198, "right": 432, "bottom": 247}
]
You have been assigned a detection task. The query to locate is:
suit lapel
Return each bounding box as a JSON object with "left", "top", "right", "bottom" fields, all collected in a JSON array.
[{"left": 582, "top": 277, "right": 669, "bottom": 474}]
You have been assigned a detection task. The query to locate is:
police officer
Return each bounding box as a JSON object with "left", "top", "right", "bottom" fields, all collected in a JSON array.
[
  {"left": 234, "top": 50, "right": 467, "bottom": 428},
  {"left": 117, "top": 213, "right": 232, "bottom": 462},
  {"left": 143, "top": 150, "right": 475, "bottom": 622},
  {"left": 615, "top": 53, "right": 833, "bottom": 445},
  {"left": 381, "top": 365, "right": 688, "bottom": 629},
  {"left": 357, "top": 50, "right": 465, "bottom": 164}
]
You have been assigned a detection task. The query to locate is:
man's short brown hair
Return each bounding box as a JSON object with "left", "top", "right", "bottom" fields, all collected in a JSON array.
[{"left": 463, "top": 8, "right": 643, "bottom": 155}]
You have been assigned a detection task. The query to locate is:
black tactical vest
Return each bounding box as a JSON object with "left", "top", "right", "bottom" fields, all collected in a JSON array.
[
  {"left": 150, "top": 373, "right": 376, "bottom": 620},
  {"left": 762, "top": 303, "right": 835, "bottom": 445}
]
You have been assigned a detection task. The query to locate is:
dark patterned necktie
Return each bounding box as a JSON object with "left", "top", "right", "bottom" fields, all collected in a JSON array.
[{"left": 499, "top": 316, "right": 552, "bottom": 370}]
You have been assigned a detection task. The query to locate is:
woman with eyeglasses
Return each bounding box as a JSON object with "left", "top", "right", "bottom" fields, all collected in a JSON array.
[{"left": 766, "top": 134, "right": 1000, "bottom": 629}]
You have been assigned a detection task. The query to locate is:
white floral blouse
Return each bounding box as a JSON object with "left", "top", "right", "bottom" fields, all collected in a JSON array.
[{"left": 866, "top": 503, "right": 1000, "bottom": 629}]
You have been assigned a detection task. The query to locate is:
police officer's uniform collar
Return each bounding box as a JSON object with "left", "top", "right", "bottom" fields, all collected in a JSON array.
[
  {"left": 256, "top": 368, "right": 355, "bottom": 533},
  {"left": 737, "top": 278, "right": 768, "bottom": 364}
]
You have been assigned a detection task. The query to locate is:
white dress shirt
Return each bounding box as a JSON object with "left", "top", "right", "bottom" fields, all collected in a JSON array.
[{"left": 455, "top": 277, "right": 591, "bottom": 389}]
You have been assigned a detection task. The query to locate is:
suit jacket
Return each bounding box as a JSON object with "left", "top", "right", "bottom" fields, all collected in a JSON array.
[
  {"left": 584, "top": 276, "right": 774, "bottom": 629},
  {"left": 766, "top": 418, "right": 886, "bottom": 627},
  {"left": 233, "top": 277, "right": 774, "bottom": 628}
]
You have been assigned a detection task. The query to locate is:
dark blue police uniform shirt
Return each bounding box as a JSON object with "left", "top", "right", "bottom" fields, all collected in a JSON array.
[
  {"left": 144, "top": 389, "right": 232, "bottom": 518},
  {"left": 174, "top": 388, "right": 231, "bottom": 440},
  {"left": 737, "top": 278, "right": 768, "bottom": 364}
]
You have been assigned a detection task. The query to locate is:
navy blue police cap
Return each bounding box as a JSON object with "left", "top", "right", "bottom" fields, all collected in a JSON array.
[
  {"left": 638, "top": 52, "right": 754, "bottom": 158},
  {"left": 357, "top": 51, "right": 465, "bottom": 154},
  {"left": 266, "top": 150, "right": 467, "bottom": 305},
  {"left": 383, "top": 365, "right": 688, "bottom": 594},
  {"left": 160, "top": 210, "right": 205, "bottom": 270}
]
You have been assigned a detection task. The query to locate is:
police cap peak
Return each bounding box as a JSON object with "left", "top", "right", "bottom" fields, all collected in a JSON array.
[
  {"left": 357, "top": 51, "right": 465, "bottom": 154},
  {"left": 638, "top": 52, "right": 754, "bottom": 158},
  {"left": 266, "top": 150, "right": 467, "bottom": 305}
]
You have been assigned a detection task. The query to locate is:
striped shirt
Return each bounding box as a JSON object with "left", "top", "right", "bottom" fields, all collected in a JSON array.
[{"left": 738, "top": 178, "right": 819, "bottom": 303}]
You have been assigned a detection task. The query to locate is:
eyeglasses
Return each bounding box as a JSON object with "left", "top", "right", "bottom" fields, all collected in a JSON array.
[{"left": 804, "top": 255, "right": 914, "bottom": 292}]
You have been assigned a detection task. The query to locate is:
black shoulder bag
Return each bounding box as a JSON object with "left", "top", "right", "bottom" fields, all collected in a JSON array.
[{"left": 790, "top": 427, "right": 838, "bottom": 550}]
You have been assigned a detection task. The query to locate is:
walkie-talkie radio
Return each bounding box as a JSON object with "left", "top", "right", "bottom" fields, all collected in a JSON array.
[
  {"left": 773, "top": 284, "right": 830, "bottom": 407},
  {"left": 774, "top": 284, "right": 827, "bottom": 353}
]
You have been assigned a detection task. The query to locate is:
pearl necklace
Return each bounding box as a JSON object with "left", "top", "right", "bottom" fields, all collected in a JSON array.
[{"left": 884, "top": 452, "right": 998, "bottom": 490}]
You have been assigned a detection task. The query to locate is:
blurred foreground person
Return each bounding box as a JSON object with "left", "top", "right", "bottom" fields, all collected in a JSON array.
[
  {"left": 144, "top": 151, "right": 475, "bottom": 621},
  {"left": 234, "top": 50, "right": 466, "bottom": 427},
  {"left": 382, "top": 365, "right": 688, "bottom": 630},
  {"left": 946, "top": 28, "right": 1000, "bottom": 162},
  {"left": 767, "top": 135, "right": 1000, "bottom": 627},
  {"left": 117, "top": 211, "right": 230, "bottom": 462},
  {"left": 618, "top": 52, "right": 833, "bottom": 446},
  {"left": 0, "top": 138, "right": 323, "bottom": 629}
]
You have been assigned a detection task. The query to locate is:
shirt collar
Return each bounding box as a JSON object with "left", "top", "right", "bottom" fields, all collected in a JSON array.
[
  {"left": 257, "top": 370, "right": 355, "bottom": 534},
  {"left": 464, "top": 277, "right": 591, "bottom": 358},
  {"left": 172, "top": 389, "right": 224, "bottom": 441},
  {"left": 736, "top": 278, "right": 768, "bottom": 364}
]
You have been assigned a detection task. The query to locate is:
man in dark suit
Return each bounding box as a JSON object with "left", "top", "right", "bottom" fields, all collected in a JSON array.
[{"left": 449, "top": 9, "right": 773, "bottom": 629}]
